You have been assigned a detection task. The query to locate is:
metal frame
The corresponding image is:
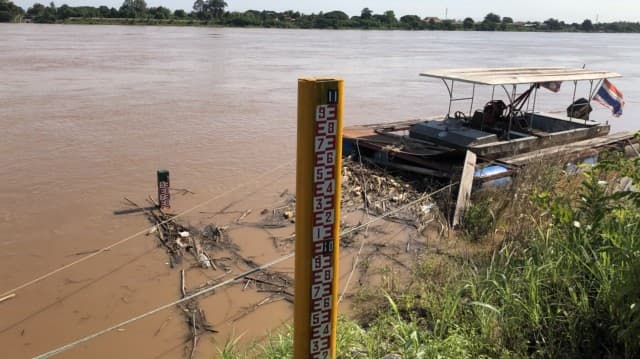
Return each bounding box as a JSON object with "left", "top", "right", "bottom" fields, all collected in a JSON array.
[
  {"left": 421, "top": 67, "right": 621, "bottom": 85},
  {"left": 442, "top": 79, "right": 475, "bottom": 118},
  {"left": 437, "top": 75, "right": 611, "bottom": 134}
]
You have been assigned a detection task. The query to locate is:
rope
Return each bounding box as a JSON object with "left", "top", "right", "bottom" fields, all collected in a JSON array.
[
  {"left": 33, "top": 181, "right": 456, "bottom": 358},
  {"left": 0, "top": 161, "right": 294, "bottom": 299}
]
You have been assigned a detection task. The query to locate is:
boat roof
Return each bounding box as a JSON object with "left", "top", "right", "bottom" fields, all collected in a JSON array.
[{"left": 420, "top": 67, "right": 621, "bottom": 85}]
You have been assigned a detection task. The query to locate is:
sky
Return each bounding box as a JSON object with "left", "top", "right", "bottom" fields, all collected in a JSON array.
[{"left": 12, "top": 0, "right": 640, "bottom": 23}]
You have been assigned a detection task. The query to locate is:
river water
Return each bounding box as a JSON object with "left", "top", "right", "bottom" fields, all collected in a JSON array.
[{"left": 1, "top": 24, "right": 639, "bottom": 358}]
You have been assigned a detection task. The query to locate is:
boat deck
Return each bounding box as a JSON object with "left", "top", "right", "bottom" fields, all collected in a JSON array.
[{"left": 344, "top": 121, "right": 638, "bottom": 182}]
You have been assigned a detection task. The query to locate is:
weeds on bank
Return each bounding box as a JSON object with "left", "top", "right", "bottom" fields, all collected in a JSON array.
[
  {"left": 224, "top": 146, "right": 640, "bottom": 358},
  {"left": 354, "top": 151, "right": 640, "bottom": 358},
  {"left": 459, "top": 200, "right": 495, "bottom": 242},
  {"left": 216, "top": 333, "right": 246, "bottom": 359}
]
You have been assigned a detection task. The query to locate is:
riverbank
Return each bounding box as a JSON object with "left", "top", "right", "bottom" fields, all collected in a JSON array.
[{"left": 228, "top": 137, "right": 640, "bottom": 358}]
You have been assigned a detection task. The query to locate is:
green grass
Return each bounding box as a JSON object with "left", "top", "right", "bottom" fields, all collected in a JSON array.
[{"left": 459, "top": 199, "right": 495, "bottom": 242}]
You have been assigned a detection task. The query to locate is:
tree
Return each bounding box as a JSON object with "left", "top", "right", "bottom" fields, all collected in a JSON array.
[
  {"left": 119, "top": 0, "right": 146, "bottom": 18},
  {"left": 74, "top": 5, "right": 99, "bottom": 17},
  {"left": 193, "top": 0, "right": 226, "bottom": 20},
  {"left": 315, "top": 10, "right": 348, "bottom": 28},
  {"left": 502, "top": 16, "right": 513, "bottom": 24},
  {"left": 192, "top": 0, "right": 204, "bottom": 15},
  {"left": 463, "top": 17, "right": 474, "bottom": 29},
  {"left": 360, "top": 7, "right": 372, "bottom": 20},
  {"left": 56, "top": 3, "right": 74, "bottom": 19},
  {"left": 173, "top": 9, "right": 187, "bottom": 18},
  {"left": 260, "top": 10, "right": 279, "bottom": 26},
  {"left": 26, "top": 2, "right": 45, "bottom": 17},
  {"left": 323, "top": 10, "right": 348, "bottom": 21},
  {"left": 426, "top": 18, "right": 438, "bottom": 30},
  {"left": 283, "top": 10, "right": 300, "bottom": 20},
  {"left": 208, "top": 0, "right": 226, "bottom": 18},
  {"left": 98, "top": 5, "right": 110, "bottom": 17},
  {"left": 441, "top": 19, "right": 455, "bottom": 30},
  {"left": 581, "top": 19, "right": 594, "bottom": 31},
  {"left": 27, "top": 2, "right": 56, "bottom": 22},
  {"left": 382, "top": 10, "right": 396, "bottom": 25},
  {"left": 148, "top": 6, "right": 170, "bottom": 19},
  {"left": 0, "top": 0, "right": 24, "bottom": 22},
  {"left": 400, "top": 14, "right": 424, "bottom": 29},
  {"left": 225, "top": 10, "right": 261, "bottom": 27},
  {"left": 544, "top": 17, "right": 562, "bottom": 30},
  {"left": 479, "top": 12, "right": 501, "bottom": 30},
  {"left": 484, "top": 12, "right": 500, "bottom": 23}
]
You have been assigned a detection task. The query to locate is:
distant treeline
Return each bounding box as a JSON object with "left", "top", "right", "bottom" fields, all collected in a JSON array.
[{"left": 2, "top": 0, "right": 640, "bottom": 33}]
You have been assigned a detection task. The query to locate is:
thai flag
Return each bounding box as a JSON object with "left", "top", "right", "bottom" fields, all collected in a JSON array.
[
  {"left": 540, "top": 81, "right": 562, "bottom": 92},
  {"left": 593, "top": 79, "right": 624, "bottom": 117}
]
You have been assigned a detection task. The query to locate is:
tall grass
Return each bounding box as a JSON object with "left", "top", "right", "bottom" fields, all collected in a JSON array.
[
  {"left": 459, "top": 199, "right": 495, "bottom": 242},
  {"left": 436, "top": 153, "right": 639, "bottom": 357}
]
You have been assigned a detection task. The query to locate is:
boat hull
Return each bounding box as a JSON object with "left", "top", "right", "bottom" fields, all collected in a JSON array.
[{"left": 469, "top": 124, "right": 610, "bottom": 159}]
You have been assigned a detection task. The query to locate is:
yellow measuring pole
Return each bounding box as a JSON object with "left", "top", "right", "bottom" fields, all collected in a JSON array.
[{"left": 294, "top": 78, "right": 344, "bottom": 359}]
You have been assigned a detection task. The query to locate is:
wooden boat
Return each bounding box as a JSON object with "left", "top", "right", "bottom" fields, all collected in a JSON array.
[{"left": 344, "top": 67, "right": 638, "bottom": 183}]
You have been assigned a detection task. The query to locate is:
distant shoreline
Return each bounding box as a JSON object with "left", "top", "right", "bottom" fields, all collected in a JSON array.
[{"left": 7, "top": 18, "right": 640, "bottom": 34}]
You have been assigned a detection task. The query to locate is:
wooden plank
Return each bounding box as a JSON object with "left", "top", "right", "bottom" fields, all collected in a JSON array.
[
  {"left": 626, "top": 141, "right": 640, "bottom": 157},
  {"left": 356, "top": 116, "right": 440, "bottom": 129},
  {"left": 369, "top": 158, "right": 452, "bottom": 178},
  {"left": 501, "top": 131, "right": 636, "bottom": 165},
  {"left": 453, "top": 151, "right": 477, "bottom": 227}
]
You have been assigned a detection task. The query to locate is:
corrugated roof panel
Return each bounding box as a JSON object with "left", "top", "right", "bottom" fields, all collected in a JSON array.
[{"left": 420, "top": 67, "right": 621, "bottom": 85}]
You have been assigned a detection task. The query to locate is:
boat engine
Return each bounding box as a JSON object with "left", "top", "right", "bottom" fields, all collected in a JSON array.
[
  {"left": 482, "top": 100, "right": 507, "bottom": 127},
  {"left": 567, "top": 98, "right": 593, "bottom": 120}
]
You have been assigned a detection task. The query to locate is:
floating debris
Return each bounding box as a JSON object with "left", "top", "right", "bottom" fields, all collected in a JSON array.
[
  {"left": 114, "top": 159, "right": 449, "bottom": 353},
  {"left": 198, "top": 253, "right": 212, "bottom": 269},
  {"left": 341, "top": 159, "right": 445, "bottom": 231}
]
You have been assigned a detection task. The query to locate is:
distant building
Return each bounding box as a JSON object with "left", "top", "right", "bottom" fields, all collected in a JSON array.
[{"left": 423, "top": 17, "right": 441, "bottom": 23}]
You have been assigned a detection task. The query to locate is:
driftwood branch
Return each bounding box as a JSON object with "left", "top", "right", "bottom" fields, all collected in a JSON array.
[
  {"left": 153, "top": 316, "right": 172, "bottom": 337},
  {"left": 243, "top": 279, "right": 252, "bottom": 291},
  {"left": 235, "top": 209, "right": 252, "bottom": 223},
  {"left": 189, "top": 311, "right": 198, "bottom": 359},
  {"left": 257, "top": 288, "right": 294, "bottom": 297},
  {"left": 229, "top": 294, "right": 279, "bottom": 323},
  {"left": 181, "top": 270, "right": 187, "bottom": 298},
  {"left": 73, "top": 249, "right": 110, "bottom": 256},
  {"left": 245, "top": 276, "right": 287, "bottom": 289},
  {"left": 170, "top": 187, "right": 196, "bottom": 195}
]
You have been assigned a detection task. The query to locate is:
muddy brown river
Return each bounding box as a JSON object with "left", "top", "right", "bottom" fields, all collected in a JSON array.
[{"left": 1, "top": 24, "right": 639, "bottom": 358}]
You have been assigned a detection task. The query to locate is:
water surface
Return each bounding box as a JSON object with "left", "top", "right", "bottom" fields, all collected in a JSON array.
[{"left": 1, "top": 24, "right": 639, "bottom": 358}]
